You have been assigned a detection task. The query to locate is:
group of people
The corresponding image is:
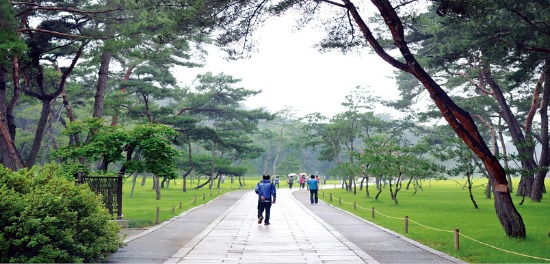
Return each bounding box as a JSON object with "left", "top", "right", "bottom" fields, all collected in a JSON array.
[
  {"left": 254, "top": 174, "right": 320, "bottom": 225},
  {"left": 298, "top": 175, "right": 320, "bottom": 190}
]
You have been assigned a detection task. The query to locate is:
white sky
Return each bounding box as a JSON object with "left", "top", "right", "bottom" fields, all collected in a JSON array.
[{"left": 177, "top": 16, "right": 400, "bottom": 119}]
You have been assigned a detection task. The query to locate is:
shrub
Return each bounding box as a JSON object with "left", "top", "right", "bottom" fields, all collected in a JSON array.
[{"left": 0, "top": 165, "right": 123, "bottom": 263}]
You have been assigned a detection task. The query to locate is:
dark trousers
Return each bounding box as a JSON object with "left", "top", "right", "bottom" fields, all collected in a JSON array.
[
  {"left": 257, "top": 201, "right": 272, "bottom": 223},
  {"left": 310, "top": 189, "right": 318, "bottom": 204}
]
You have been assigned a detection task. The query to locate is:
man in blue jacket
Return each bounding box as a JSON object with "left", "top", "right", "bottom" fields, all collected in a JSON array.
[{"left": 255, "top": 175, "right": 276, "bottom": 225}]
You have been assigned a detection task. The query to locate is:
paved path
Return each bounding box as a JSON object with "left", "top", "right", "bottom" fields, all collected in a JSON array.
[{"left": 108, "top": 188, "right": 464, "bottom": 263}]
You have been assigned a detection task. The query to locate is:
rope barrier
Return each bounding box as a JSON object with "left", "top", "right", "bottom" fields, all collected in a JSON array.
[
  {"left": 325, "top": 195, "right": 549, "bottom": 262},
  {"left": 459, "top": 233, "right": 550, "bottom": 262},
  {"left": 154, "top": 189, "right": 225, "bottom": 225},
  {"left": 408, "top": 219, "right": 454, "bottom": 233}
]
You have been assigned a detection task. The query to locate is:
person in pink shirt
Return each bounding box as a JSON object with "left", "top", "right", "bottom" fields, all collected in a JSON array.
[{"left": 299, "top": 175, "right": 306, "bottom": 189}]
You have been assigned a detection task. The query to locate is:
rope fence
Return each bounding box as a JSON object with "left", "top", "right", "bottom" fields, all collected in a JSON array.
[
  {"left": 322, "top": 192, "right": 550, "bottom": 262},
  {"left": 154, "top": 188, "right": 224, "bottom": 225}
]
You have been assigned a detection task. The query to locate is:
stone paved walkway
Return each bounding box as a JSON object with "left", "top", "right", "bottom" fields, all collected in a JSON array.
[
  {"left": 165, "top": 189, "right": 374, "bottom": 264},
  {"left": 109, "top": 187, "right": 464, "bottom": 264}
]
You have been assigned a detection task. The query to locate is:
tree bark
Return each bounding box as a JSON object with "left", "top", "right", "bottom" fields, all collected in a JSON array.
[
  {"left": 531, "top": 64, "right": 550, "bottom": 201},
  {"left": 93, "top": 50, "right": 112, "bottom": 119},
  {"left": 0, "top": 64, "right": 25, "bottom": 170},
  {"left": 92, "top": 0, "right": 115, "bottom": 120}
]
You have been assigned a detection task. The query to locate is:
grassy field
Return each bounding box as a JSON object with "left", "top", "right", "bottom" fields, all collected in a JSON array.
[
  {"left": 120, "top": 176, "right": 255, "bottom": 228},
  {"left": 120, "top": 176, "right": 549, "bottom": 263},
  {"left": 319, "top": 178, "right": 550, "bottom": 263}
]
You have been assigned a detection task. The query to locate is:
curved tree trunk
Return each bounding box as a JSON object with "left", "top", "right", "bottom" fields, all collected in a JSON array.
[
  {"left": 343, "top": 0, "right": 525, "bottom": 238},
  {"left": 0, "top": 66, "right": 25, "bottom": 170},
  {"left": 483, "top": 65, "right": 536, "bottom": 198},
  {"left": 25, "top": 98, "right": 52, "bottom": 167}
]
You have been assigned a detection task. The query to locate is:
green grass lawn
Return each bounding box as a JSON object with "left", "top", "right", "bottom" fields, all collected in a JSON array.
[
  {"left": 120, "top": 176, "right": 549, "bottom": 263},
  {"left": 120, "top": 176, "right": 254, "bottom": 228},
  {"left": 319, "top": 179, "right": 550, "bottom": 263}
]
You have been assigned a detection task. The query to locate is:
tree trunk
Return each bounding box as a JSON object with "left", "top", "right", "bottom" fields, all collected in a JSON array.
[
  {"left": 130, "top": 172, "right": 138, "bottom": 198},
  {"left": 0, "top": 68, "right": 24, "bottom": 170},
  {"left": 141, "top": 172, "right": 147, "bottom": 186},
  {"left": 483, "top": 65, "right": 536, "bottom": 198},
  {"left": 365, "top": 176, "right": 370, "bottom": 197},
  {"left": 209, "top": 142, "right": 216, "bottom": 189},
  {"left": 272, "top": 127, "right": 284, "bottom": 176},
  {"left": 344, "top": 0, "right": 525, "bottom": 238},
  {"left": 154, "top": 175, "right": 161, "bottom": 200},
  {"left": 497, "top": 118, "right": 513, "bottom": 193},
  {"left": 467, "top": 171, "right": 479, "bottom": 209},
  {"left": 25, "top": 99, "right": 52, "bottom": 166},
  {"left": 93, "top": 50, "right": 111, "bottom": 119},
  {"left": 406, "top": 175, "right": 414, "bottom": 190},
  {"left": 531, "top": 64, "right": 550, "bottom": 201}
]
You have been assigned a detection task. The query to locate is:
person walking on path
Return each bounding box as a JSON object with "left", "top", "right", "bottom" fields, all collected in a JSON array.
[
  {"left": 307, "top": 175, "right": 319, "bottom": 204},
  {"left": 274, "top": 176, "right": 280, "bottom": 188},
  {"left": 299, "top": 175, "right": 306, "bottom": 189},
  {"left": 255, "top": 174, "right": 276, "bottom": 225},
  {"left": 287, "top": 176, "right": 294, "bottom": 189}
]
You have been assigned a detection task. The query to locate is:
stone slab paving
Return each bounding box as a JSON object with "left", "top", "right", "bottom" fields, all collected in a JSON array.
[
  {"left": 108, "top": 190, "right": 248, "bottom": 264},
  {"left": 110, "top": 187, "right": 465, "bottom": 264},
  {"left": 164, "top": 188, "right": 377, "bottom": 264},
  {"left": 292, "top": 188, "right": 465, "bottom": 264}
]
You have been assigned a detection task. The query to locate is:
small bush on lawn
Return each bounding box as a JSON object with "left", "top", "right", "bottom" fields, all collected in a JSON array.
[{"left": 0, "top": 165, "right": 123, "bottom": 263}]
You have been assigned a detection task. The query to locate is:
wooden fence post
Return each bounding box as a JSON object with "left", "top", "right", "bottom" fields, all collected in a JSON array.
[
  {"left": 117, "top": 172, "right": 123, "bottom": 220},
  {"left": 156, "top": 207, "right": 160, "bottom": 224},
  {"left": 404, "top": 216, "right": 409, "bottom": 233},
  {"left": 371, "top": 207, "right": 375, "bottom": 219},
  {"left": 454, "top": 229, "right": 460, "bottom": 250},
  {"left": 354, "top": 202, "right": 357, "bottom": 210}
]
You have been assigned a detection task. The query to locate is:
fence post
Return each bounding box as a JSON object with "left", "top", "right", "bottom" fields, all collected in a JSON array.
[
  {"left": 338, "top": 198, "right": 341, "bottom": 205},
  {"left": 209, "top": 191, "right": 212, "bottom": 197},
  {"left": 323, "top": 192, "right": 325, "bottom": 198},
  {"left": 454, "top": 229, "right": 460, "bottom": 250},
  {"left": 194, "top": 196, "right": 196, "bottom": 204},
  {"left": 354, "top": 202, "right": 357, "bottom": 210},
  {"left": 371, "top": 207, "right": 375, "bottom": 219},
  {"left": 202, "top": 194, "right": 205, "bottom": 200},
  {"left": 172, "top": 206, "right": 175, "bottom": 214},
  {"left": 330, "top": 194, "right": 333, "bottom": 202},
  {"left": 117, "top": 172, "right": 123, "bottom": 220},
  {"left": 179, "top": 202, "right": 182, "bottom": 209},
  {"left": 77, "top": 171, "right": 83, "bottom": 184},
  {"left": 404, "top": 216, "right": 409, "bottom": 234},
  {"left": 156, "top": 207, "right": 160, "bottom": 224}
]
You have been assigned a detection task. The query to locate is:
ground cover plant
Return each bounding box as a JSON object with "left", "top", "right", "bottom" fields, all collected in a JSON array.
[
  {"left": 319, "top": 179, "right": 550, "bottom": 263},
  {"left": 121, "top": 176, "right": 254, "bottom": 228}
]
